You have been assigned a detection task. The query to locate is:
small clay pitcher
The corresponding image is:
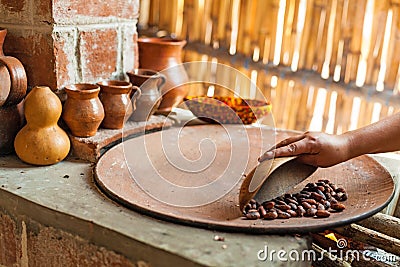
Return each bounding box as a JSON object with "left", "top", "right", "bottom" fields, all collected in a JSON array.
[
  {"left": 62, "top": 83, "right": 105, "bottom": 137},
  {"left": 137, "top": 37, "right": 189, "bottom": 112},
  {"left": 127, "top": 69, "right": 165, "bottom": 121},
  {"left": 97, "top": 80, "right": 141, "bottom": 129}
]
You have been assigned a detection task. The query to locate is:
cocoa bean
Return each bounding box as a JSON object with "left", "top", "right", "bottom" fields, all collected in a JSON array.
[
  {"left": 316, "top": 209, "right": 331, "bottom": 218},
  {"left": 264, "top": 211, "right": 278, "bottom": 220}
]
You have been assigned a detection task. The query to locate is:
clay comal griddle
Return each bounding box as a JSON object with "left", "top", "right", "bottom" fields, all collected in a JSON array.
[{"left": 94, "top": 125, "right": 394, "bottom": 234}]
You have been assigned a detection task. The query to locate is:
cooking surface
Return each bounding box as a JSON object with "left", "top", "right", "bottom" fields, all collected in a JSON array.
[{"left": 95, "top": 125, "right": 394, "bottom": 234}]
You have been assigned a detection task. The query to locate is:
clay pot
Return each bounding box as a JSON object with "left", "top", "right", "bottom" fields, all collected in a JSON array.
[
  {"left": 127, "top": 69, "right": 165, "bottom": 121},
  {"left": 137, "top": 37, "right": 189, "bottom": 112},
  {"left": 0, "top": 28, "right": 6, "bottom": 57},
  {"left": 62, "top": 83, "right": 105, "bottom": 137},
  {"left": 97, "top": 80, "right": 140, "bottom": 129},
  {"left": 0, "top": 103, "right": 23, "bottom": 155},
  {"left": 0, "top": 28, "right": 27, "bottom": 107}
]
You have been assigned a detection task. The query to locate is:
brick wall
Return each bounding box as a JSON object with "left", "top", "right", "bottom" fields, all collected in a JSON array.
[
  {"left": 0, "top": 210, "right": 144, "bottom": 267},
  {"left": 0, "top": 0, "right": 139, "bottom": 90}
]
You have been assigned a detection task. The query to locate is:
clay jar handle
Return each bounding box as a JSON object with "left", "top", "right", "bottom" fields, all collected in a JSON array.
[
  {"left": 131, "top": 86, "right": 141, "bottom": 100},
  {"left": 0, "top": 56, "right": 27, "bottom": 106},
  {"left": 157, "top": 74, "right": 166, "bottom": 91}
]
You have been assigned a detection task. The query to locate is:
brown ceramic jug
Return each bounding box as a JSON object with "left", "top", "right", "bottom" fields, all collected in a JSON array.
[
  {"left": 97, "top": 80, "right": 141, "bottom": 129},
  {"left": 62, "top": 83, "right": 105, "bottom": 137},
  {"left": 137, "top": 37, "right": 188, "bottom": 112},
  {"left": 0, "top": 28, "right": 6, "bottom": 56},
  {"left": 0, "top": 103, "right": 23, "bottom": 155},
  {"left": 0, "top": 28, "right": 27, "bottom": 107},
  {"left": 127, "top": 69, "right": 165, "bottom": 121}
]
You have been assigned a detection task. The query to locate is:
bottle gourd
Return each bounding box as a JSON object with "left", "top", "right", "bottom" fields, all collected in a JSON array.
[{"left": 14, "top": 86, "right": 70, "bottom": 165}]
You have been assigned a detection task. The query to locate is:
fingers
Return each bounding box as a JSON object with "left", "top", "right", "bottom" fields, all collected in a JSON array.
[
  {"left": 272, "top": 134, "right": 307, "bottom": 150},
  {"left": 259, "top": 136, "right": 320, "bottom": 162},
  {"left": 258, "top": 134, "right": 307, "bottom": 162}
]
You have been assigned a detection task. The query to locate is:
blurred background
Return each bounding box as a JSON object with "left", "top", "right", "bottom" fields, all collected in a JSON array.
[{"left": 137, "top": 0, "right": 400, "bottom": 134}]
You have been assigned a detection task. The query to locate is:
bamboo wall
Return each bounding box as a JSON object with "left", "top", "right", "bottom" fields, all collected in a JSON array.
[{"left": 138, "top": 0, "right": 400, "bottom": 133}]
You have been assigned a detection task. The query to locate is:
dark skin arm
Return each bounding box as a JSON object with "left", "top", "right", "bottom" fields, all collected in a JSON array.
[{"left": 258, "top": 112, "right": 400, "bottom": 167}]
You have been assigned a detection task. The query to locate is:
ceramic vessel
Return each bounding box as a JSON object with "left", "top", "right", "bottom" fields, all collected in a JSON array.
[
  {"left": 14, "top": 86, "right": 70, "bottom": 165},
  {"left": 0, "top": 28, "right": 6, "bottom": 56},
  {"left": 62, "top": 83, "right": 105, "bottom": 137},
  {"left": 0, "top": 103, "right": 23, "bottom": 154},
  {"left": 137, "top": 37, "right": 189, "bottom": 112},
  {"left": 0, "top": 28, "right": 27, "bottom": 107},
  {"left": 127, "top": 69, "right": 165, "bottom": 121},
  {"left": 97, "top": 80, "right": 140, "bottom": 129}
]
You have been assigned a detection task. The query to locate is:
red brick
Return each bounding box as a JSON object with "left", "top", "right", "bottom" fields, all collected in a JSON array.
[
  {"left": 0, "top": 213, "right": 19, "bottom": 266},
  {"left": 3, "top": 28, "right": 57, "bottom": 89},
  {"left": 53, "top": 28, "right": 78, "bottom": 89},
  {"left": 0, "top": 0, "right": 32, "bottom": 24},
  {"left": 27, "top": 226, "right": 135, "bottom": 267},
  {"left": 79, "top": 27, "right": 118, "bottom": 82},
  {"left": 122, "top": 25, "right": 138, "bottom": 73},
  {"left": 53, "top": 0, "right": 139, "bottom": 22},
  {"left": 33, "top": 0, "right": 53, "bottom": 23}
]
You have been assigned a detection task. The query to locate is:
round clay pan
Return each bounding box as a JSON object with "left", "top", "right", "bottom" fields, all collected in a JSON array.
[
  {"left": 0, "top": 56, "right": 27, "bottom": 106},
  {"left": 94, "top": 125, "right": 395, "bottom": 234},
  {"left": 0, "top": 61, "right": 11, "bottom": 106}
]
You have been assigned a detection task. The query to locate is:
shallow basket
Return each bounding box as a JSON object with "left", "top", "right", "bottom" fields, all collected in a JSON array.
[{"left": 184, "top": 96, "right": 272, "bottom": 124}]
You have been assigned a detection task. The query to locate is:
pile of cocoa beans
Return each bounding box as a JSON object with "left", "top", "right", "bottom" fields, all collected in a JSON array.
[{"left": 243, "top": 179, "right": 347, "bottom": 220}]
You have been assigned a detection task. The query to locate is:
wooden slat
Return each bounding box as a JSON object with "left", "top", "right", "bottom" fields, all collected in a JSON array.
[{"left": 335, "top": 223, "right": 400, "bottom": 257}]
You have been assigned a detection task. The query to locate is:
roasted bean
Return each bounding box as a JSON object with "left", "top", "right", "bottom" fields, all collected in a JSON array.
[
  {"left": 300, "top": 191, "right": 311, "bottom": 196},
  {"left": 317, "top": 186, "right": 325, "bottom": 192},
  {"left": 249, "top": 199, "right": 257, "bottom": 205},
  {"left": 277, "top": 212, "right": 291, "bottom": 219},
  {"left": 264, "top": 211, "right": 278, "bottom": 220},
  {"left": 331, "top": 203, "right": 346, "bottom": 211},
  {"left": 323, "top": 200, "right": 331, "bottom": 210},
  {"left": 288, "top": 203, "right": 297, "bottom": 210},
  {"left": 246, "top": 209, "right": 260, "bottom": 219},
  {"left": 275, "top": 204, "right": 291, "bottom": 211},
  {"left": 302, "top": 202, "right": 312, "bottom": 209},
  {"left": 302, "top": 199, "right": 318, "bottom": 205},
  {"left": 258, "top": 206, "right": 267, "bottom": 218},
  {"left": 336, "top": 187, "right": 346, "bottom": 193},
  {"left": 287, "top": 210, "right": 298, "bottom": 217},
  {"left": 244, "top": 203, "right": 252, "bottom": 212},
  {"left": 311, "top": 192, "right": 323, "bottom": 201},
  {"left": 263, "top": 201, "right": 275, "bottom": 209},
  {"left": 306, "top": 208, "right": 317, "bottom": 217},
  {"left": 297, "top": 206, "right": 306, "bottom": 217},
  {"left": 316, "top": 210, "right": 331, "bottom": 218},
  {"left": 337, "top": 192, "right": 348, "bottom": 201},
  {"left": 286, "top": 198, "right": 299, "bottom": 205},
  {"left": 317, "top": 203, "right": 325, "bottom": 210},
  {"left": 275, "top": 200, "right": 287, "bottom": 206}
]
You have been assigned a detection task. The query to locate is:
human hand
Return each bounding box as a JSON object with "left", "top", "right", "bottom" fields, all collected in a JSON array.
[{"left": 258, "top": 132, "right": 352, "bottom": 167}]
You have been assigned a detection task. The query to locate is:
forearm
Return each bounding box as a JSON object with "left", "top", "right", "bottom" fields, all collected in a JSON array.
[{"left": 344, "top": 112, "right": 400, "bottom": 159}]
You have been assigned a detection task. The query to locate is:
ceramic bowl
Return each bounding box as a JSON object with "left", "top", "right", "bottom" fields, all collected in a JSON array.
[{"left": 184, "top": 96, "right": 272, "bottom": 124}]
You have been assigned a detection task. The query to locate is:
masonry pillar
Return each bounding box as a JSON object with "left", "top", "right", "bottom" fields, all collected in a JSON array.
[{"left": 0, "top": 0, "right": 139, "bottom": 90}]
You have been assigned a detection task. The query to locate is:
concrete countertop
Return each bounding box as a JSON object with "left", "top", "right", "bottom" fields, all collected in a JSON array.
[
  {"left": 0, "top": 154, "right": 311, "bottom": 267},
  {"left": 0, "top": 146, "right": 398, "bottom": 267}
]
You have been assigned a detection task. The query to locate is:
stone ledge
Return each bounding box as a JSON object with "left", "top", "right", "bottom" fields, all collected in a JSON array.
[{"left": 69, "top": 115, "right": 172, "bottom": 162}]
